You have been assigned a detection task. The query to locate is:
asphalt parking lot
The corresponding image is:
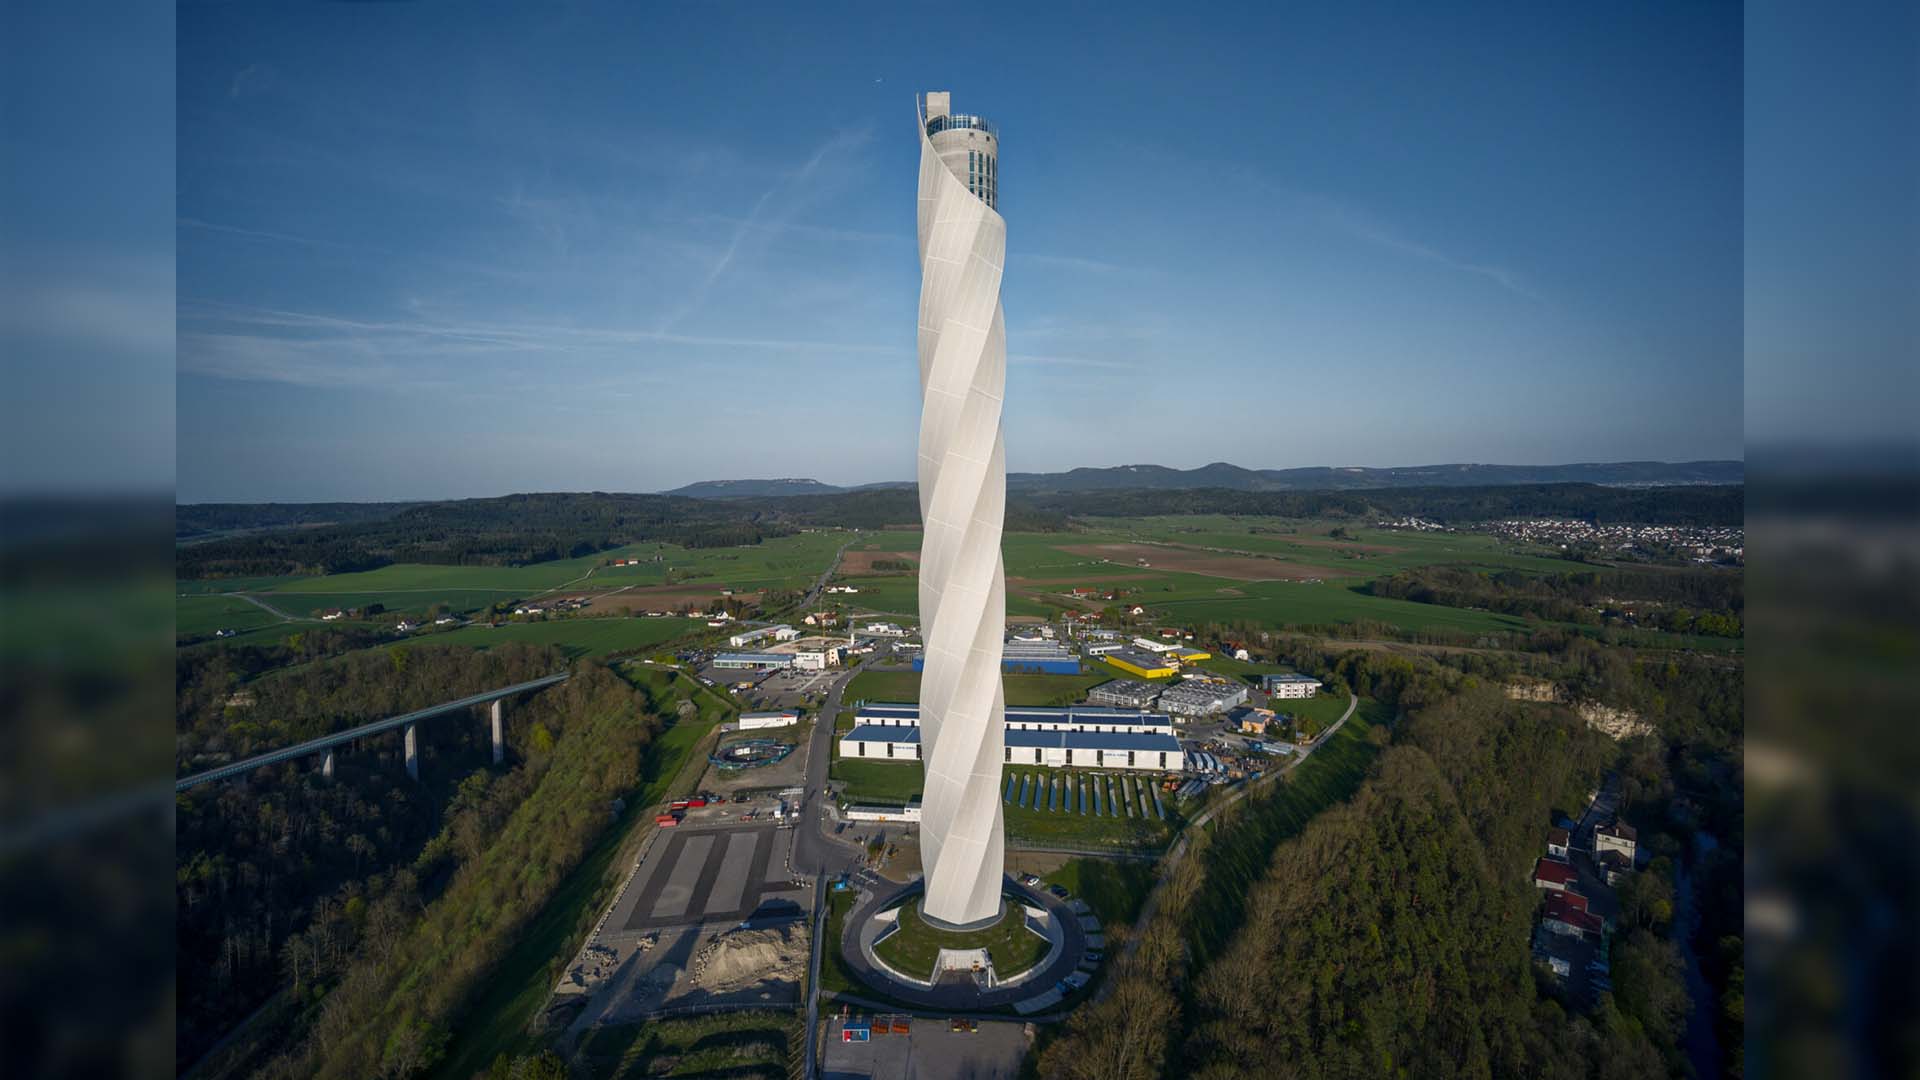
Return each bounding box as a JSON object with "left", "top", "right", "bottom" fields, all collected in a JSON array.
[
  {"left": 822, "top": 1016, "right": 1028, "bottom": 1080},
  {"left": 610, "top": 820, "right": 801, "bottom": 932}
]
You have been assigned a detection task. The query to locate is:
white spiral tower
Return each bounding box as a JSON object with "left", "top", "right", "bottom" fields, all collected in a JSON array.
[{"left": 914, "top": 91, "right": 1007, "bottom": 929}]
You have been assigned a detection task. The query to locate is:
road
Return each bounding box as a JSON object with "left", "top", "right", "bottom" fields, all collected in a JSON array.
[
  {"left": 226, "top": 591, "right": 312, "bottom": 623},
  {"left": 796, "top": 654, "right": 873, "bottom": 1080},
  {"left": 1100, "top": 692, "right": 1359, "bottom": 991},
  {"left": 800, "top": 534, "right": 858, "bottom": 610}
]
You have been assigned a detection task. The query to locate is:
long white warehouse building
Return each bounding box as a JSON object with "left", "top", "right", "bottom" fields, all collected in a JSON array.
[{"left": 839, "top": 723, "right": 1183, "bottom": 773}]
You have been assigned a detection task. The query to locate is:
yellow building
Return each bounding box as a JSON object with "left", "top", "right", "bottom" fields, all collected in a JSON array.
[
  {"left": 1105, "top": 649, "right": 1178, "bottom": 679},
  {"left": 1171, "top": 647, "right": 1212, "bottom": 663}
]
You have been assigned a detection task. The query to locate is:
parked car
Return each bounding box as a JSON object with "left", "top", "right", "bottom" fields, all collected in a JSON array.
[{"left": 1048, "top": 884, "right": 1070, "bottom": 899}]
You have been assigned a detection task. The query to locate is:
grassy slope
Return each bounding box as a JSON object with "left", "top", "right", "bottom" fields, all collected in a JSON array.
[
  {"left": 1041, "top": 857, "right": 1157, "bottom": 928},
  {"left": 1184, "top": 700, "right": 1387, "bottom": 967},
  {"left": 430, "top": 669, "right": 729, "bottom": 1079}
]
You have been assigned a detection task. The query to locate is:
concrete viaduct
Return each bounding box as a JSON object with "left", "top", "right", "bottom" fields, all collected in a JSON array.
[{"left": 174, "top": 672, "right": 572, "bottom": 792}]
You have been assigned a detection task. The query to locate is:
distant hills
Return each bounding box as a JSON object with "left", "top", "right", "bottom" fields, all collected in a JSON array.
[{"left": 662, "top": 460, "right": 1743, "bottom": 499}]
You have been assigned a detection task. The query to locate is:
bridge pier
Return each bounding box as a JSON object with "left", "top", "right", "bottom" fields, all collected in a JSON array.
[
  {"left": 321, "top": 748, "right": 335, "bottom": 779},
  {"left": 405, "top": 723, "right": 419, "bottom": 781},
  {"left": 490, "top": 699, "right": 505, "bottom": 764}
]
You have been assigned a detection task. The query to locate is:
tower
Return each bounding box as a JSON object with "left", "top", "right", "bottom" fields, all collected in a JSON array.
[{"left": 913, "top": 91, "right": 1007, "bottom": 929}]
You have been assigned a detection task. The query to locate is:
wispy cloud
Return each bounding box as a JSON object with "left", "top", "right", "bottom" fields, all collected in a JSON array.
[
  {"left": 177, "top": 300, "right": 905, "bottom": 387},
  {"left": 178, "top": 216, "right": 360, "bottom": 251},
  {"left": 1320, "top": 204, "right": 1541, "bottom": 300},
  {"left": 657, "top": 128, "right": 874, "bottom": 333},
  {"left": 1011, "top": 252, "right": 1132, "bottom": 275},
  {"left": 1009, "top": 352, "right": 1140, "bottom": 371}
]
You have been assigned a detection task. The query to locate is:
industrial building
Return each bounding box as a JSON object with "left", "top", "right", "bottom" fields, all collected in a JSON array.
[
  {"left": 850, "top": 702, "right": 1172, "bottom": 736},
  {"left": 727, "top": 624, "right": 793, "bottom": 648},
  {"left": 1261, "top": 673, "right": 1322, "bottom": 699},
  {"left": 1084, "top": 641, "right": 1126, "bottom": 657},
  {"left": 739, "top": 710, "right": 800, "bottom": 730},
  {"left": 910, "top": 636, "right": 1081, "bottom": 675},
  {"left": 713, "top": 651, "right": 795, "bottom": 670},
  {"left": 1130, "top": 637, "right": 1179, "bottom": 654},
  {"left": 1103, "top": 649, "right": 1179, "bottom": 679},
  {"left": 838, "top": 723, "right": 1184, "bottom": 772},
  {"left": 1169, "top": 646, "right": 1211, "bottom": 664},
  {"left": 1158, "top": 680, "right": 1250, "bottom": 718},
  {"left": 1086, "top": 679, "right": 1163, "bottom": 709}
]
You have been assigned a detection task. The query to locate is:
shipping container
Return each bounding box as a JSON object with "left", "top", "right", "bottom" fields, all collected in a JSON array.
[{"left": 654, "top": 814, "right": 680, "bottom": 827}]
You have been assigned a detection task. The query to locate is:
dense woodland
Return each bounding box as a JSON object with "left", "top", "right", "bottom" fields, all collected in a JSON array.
[
  {"left": 1367, "top": 564, "right": 1744, "bottom": 638},
  {"left": 175, "top": 644, "right": 572, "bottom": 1065},
  {"left": 176, "top": 492, "right": 796, "bottom": 578},
  {"left": 1039, "top": 629, "right": 1743, "bottom": 1079}
]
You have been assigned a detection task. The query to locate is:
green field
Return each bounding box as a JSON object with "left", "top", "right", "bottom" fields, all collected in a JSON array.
[
  {"left": 175, "top": 594, "right": 288, "bottom": 638},
  {"left": 1040, "top": 857, "right": 1157, "bottom": 928},
  {"left": 1004, "top": 770, "right": 1175, "bottom": 850},
  {"left": 844, "top": 669, "right": 1114, "bottom": 707},
  {"left": 872, "top": 899, "right": 1047, "bottom": 981},
  {"left": 830, "top": 525, "right": 1586, "bottom": 637},
  {"left": 830, "top": 758, "right": 1174, "bottom": 849},
  {"left": 396, "top": 617, "right": 703, "bottom": 660},
  {"left": 829, "top": 759, "right": 926, "bottom": 805},
  {"left": 177, "top": 532, "right": 851, "bottom": 637},
  {"left": 573, "top": 1011, "right": 794, "bottom": 1080}
]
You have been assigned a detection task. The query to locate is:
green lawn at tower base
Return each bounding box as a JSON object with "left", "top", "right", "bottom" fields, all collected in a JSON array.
[{"left": 871, "top": 898, "right": 1048, "bottom": 982}]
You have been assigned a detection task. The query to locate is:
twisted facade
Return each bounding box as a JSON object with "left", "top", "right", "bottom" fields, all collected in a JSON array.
[{"left": 914, "top": 91, "right": 1007, "bottom": 929}]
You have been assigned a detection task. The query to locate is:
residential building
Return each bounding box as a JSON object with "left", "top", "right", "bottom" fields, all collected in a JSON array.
[
  {"left": 1547, "top": 827, "right": 1571, "bottom": 860},
  {"left": 1533, "top": 857, "right": 1579, "bottom": 892},
  {"left": 1598, "top": 849, "right": 1634, "bottom": 886},
  {"left": 1542, "top": 891, "right": 1604, "bottom": 940},
  {"left": 1595, "top": 820, "right": 1638, "bottom": 864},
  {"left": 1261, "top": 673, "right": 1322, "bottom": 699}
]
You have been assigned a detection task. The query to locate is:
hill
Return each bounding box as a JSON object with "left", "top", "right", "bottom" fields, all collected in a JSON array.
[{"left": 659, "top": 460, "right": 1743, "bottom": 498}]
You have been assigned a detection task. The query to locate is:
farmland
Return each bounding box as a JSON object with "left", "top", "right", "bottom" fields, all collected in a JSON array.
[
  {"left": 176, "top": 531, "right": 852, "bottom": 643},
  {"left": 397, "top": 617, "right": 706, "bottom": 660}
]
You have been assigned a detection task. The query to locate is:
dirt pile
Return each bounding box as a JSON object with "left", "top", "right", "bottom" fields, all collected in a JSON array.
[{"left": 689, "top": 924, "right": 806, "bottom": 993}]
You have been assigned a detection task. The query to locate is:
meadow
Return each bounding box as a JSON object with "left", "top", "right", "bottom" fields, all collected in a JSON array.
[
  {"left": 832, "top": 523, "right": 1572, "bottom": 636},
  {"left": 398, "top": 617, "right": 706, "bottom": 660},
  {"left": 176, "top": 531, "right": 852, "bottom": 643}
]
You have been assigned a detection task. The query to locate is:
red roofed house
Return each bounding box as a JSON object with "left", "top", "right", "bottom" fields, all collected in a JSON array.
[
  {"left": 1543, "top": 891, "right": 1605, "bottom": 939},
  {"left": 1533, "top": 857, "right": 1579, "bottom": 892}
]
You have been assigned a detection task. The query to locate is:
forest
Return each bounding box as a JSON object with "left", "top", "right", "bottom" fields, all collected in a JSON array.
[
  {"left": 175, "top": 492, "right": 797, "bottom": 579},
  {"left": 1366, "top": 564, "right": 1744, "bottom": 638},
  {"left": 173, "top": 646, "right": 663, "bottom": 1076},
  {"left": 1037, "top": 628, "right": 1744, "bottom": 1079}
]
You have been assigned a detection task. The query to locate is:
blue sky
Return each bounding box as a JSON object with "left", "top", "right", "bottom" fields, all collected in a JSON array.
[{"left": 173, "top": 2, "right": 1745, "bottom": 502}]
